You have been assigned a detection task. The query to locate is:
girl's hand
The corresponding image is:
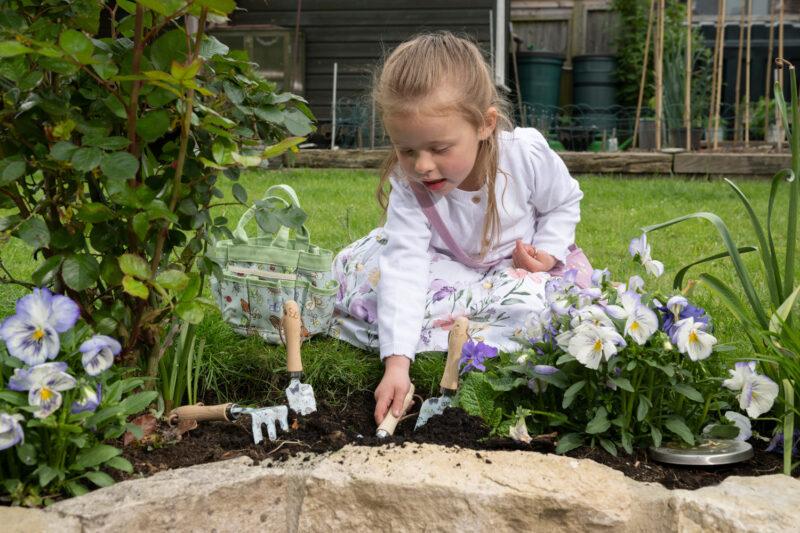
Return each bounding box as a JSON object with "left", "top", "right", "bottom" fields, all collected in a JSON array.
[
  {"left": 512, "top": 239, "right": 557, "bottom": 272},
  {"left": 374, "top": 355, "right": 413, "bottom": 424}
]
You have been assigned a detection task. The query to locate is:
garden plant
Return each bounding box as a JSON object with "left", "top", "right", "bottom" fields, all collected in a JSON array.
[{"left": 0, "top": 0, "right": 312, "bottom": 414}]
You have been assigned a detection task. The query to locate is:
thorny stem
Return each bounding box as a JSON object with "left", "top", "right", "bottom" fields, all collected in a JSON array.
[{"left": 126, "top": 4, "right": 145, "bottom": 163}]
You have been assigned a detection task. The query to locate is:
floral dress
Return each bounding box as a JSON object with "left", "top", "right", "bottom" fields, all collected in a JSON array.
[{"left": 330, "top": 228, "right": 552, "bottom": 354}]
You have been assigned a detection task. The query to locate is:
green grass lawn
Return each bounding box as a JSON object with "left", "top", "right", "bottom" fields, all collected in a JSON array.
[{"left": 1, "top": 169, "right": 797, "bottom": 406}]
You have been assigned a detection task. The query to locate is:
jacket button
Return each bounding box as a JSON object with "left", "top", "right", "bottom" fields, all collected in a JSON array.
[{"left": 471, "top": 196, "right": 481, "bottom": 204}]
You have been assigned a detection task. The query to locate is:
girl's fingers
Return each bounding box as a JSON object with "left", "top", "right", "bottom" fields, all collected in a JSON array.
[{"left": 374, "top": 393, "right": 391, "bottom": 424}]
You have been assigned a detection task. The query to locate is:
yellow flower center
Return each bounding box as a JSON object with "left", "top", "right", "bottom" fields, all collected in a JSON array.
[
  {"left": 630, "top": 321, "right": 639, "bottom": 331},
  {"left": 32, "top": 329, "right": 44, "bottom": 341},
  {"left": 593, "top": 340, "right": 603, "bottom": 351},
  {"left": 689, "top": 331, "right": 698, "bottom": 343},
  {"left": 40, "top": 388, "right": 53, "bottom": 401}
]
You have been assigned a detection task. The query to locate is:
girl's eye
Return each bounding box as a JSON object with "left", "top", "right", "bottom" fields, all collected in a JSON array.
[{"left": 431, "top": 147, "right": 449, "bottom": 154}]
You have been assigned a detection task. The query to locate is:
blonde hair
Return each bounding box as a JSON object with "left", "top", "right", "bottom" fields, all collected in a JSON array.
[{"left": 374, "top": 31, "right": 513, "bottom": 258}]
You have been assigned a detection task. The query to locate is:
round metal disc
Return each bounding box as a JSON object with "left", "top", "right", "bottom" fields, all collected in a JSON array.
[{"left": 648, "top": 439, "right": 753, "bottom": 466}]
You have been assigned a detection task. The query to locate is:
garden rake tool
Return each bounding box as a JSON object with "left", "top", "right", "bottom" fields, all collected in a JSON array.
[
  {"left": 415, "top": 316, "right": 469, "bottom": 429},
  {"left": 168, "top": 402, "right": 289, "bottom": 444},
  {"left": 281, "top": 300, "right": 317, "bottom": 416}
]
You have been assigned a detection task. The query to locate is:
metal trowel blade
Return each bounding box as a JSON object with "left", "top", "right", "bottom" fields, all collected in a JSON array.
[
  {"left": 286, "top": 378, "right": 317, "bottom": 416},
  {"left": 414, "top": 396, "right": 452, "bottom": 430}
]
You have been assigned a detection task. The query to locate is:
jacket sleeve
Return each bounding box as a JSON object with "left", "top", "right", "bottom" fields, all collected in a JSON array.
[
  {"left": 523, "top": 129, "right": 583, "bottom": 263},
  {"left": 376, "top": 177, "right": 432, "bottom": 361}
]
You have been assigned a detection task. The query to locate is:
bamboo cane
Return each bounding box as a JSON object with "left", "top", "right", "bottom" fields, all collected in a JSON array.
[
  {"left": 713, "top": 0, "right": 727, "bottom": 150},
  {"left": 745, "top": 0, "right": 753, "bottom": 146},
  {"left": 633, "top": 0, "right": 656, "bottom": 149},
  {"left": 655, "top": 0, "right": 665, "bottom": 150},
  {"left": 685, "top": 0, "right": 693, "bottom": 150},
  {"left": 734, "top": 1, "right": 745, "bottom": 141},
  {"left": 778, "top": 0, "right": 784, "bottom": 152},
  {"left": 708, "top": 0, "right": 724, "bottom": 149},
  {"left": 765, "top": 0, "right": 775, "bottom": 140}
]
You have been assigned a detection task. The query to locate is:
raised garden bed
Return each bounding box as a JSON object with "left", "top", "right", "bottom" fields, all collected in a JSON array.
[{"left": 111, "top": 390, "right": 788, "bottom": 492}]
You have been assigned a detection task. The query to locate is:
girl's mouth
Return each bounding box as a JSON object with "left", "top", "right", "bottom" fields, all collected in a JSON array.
[{"left": 423, "top": 178, "right": 447, "bottom": 191}]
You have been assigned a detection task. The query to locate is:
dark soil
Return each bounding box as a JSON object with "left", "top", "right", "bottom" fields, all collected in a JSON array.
[{"left": 112, "top": 389, "right": 792, "bottom": 491}]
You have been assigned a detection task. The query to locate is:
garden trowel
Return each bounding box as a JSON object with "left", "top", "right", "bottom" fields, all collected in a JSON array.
[
  {"left": 168, "top": 402, "right": 289, "bottom": 444},
  {"left": 415, "top": 316, "right": 470, "bottom": 429},
  {"left": 281, "top": 300, "right": 317, "bottom": 416},
  {"left": 376, "top": 383, "right": 415, "bottom": 439}
]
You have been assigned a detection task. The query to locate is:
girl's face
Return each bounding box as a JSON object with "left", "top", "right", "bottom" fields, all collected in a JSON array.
[{"left": 384, "top": 100, "right": 497, "bottom": 195}]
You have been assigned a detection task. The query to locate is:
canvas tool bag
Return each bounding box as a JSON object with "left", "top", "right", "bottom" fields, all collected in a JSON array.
[{"left": 210, "top": 184, "right": 339, "bottom": 343}]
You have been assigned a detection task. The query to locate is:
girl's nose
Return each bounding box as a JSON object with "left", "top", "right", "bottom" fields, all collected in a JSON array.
[{"left": 414, "top": 151, "right": 435, "bottom": 175}]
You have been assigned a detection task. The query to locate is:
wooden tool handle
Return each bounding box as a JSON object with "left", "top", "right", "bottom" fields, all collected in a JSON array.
[
  {"left": 441, "top": 317, "right": 469, "bottom": 390},
  {"left": 282, "top": 300, "right": 302, "bottom": 373},
  {"left": 376, "top": 383, "right": 415, "bottom": 436},
  {"left": 168, "top": 403, "right": 231, "bottom": 424}
]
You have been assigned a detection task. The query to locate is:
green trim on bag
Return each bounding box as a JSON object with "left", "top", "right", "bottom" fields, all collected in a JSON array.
[
  {"left": 214, "top": 241, "right": 334, "bottom": 271},
  {"left": 221, "top": 272, "right": 339, "bottom": 295}
]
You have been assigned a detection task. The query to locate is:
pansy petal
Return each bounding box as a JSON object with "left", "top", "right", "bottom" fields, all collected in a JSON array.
[
  {"left": 49, "top": 293, "right": 81, "bottom": 332},
  {"left": 0, "top": 315, "right": 60, "bottom": 366},
  {"left": 29, "top": 386, "right": 63, "bottom": 418},
  {"left": 724, "top": 411, "right": 752, "bottom": 441},
  {"left": 0, "top": 413, "right": 24, "bottom": 450}
]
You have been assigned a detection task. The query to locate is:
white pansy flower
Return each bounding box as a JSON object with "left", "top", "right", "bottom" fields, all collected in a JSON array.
[
  {"left": 567, "top": 323, "right": 626, "bottom": 370},
  {"left": 674, "top": 317, "right": 717, "bottom": 361}
]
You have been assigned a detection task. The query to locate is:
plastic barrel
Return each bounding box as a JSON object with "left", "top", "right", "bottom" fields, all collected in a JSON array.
[
  {"left": 516, "top": 51, "right": 565, "bottom": 128},
  {"left": 572, "top": 55, "right": 618, "bottom": 133}
]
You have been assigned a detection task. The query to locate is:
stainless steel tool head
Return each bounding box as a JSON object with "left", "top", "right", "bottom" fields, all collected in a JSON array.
[
  {"left": 414, "top": 395, "right": 453, "bottom": 430},
  {"left": 286, "top": 377, "right": 317, "bottom": 416},
  {"left": 235, "top": 405, "right": 289, "bottom": 444}
]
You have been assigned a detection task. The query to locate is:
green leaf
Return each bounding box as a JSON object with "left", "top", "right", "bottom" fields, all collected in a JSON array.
[
  {"left": 650, "top": 426, "right": 663, "bottom": 448},
  {"left": 35, "top": 465, "right": 62, "bottom": 487},
  {"left": 100, "top": 255, "right": 123, "bottom": 286},
  {"left": 105, "top": 456, "right": 133, "bottom": 473},
  {"left": 77, "top": 202, "right": 115, "bottom": 223},
  {"left": 125, "top": 422, "right": 144, "bottom": 441},
  {"left": 223, "top": 80, "right": 244, "bottom": 104},
  {"left": 0, "top": 41, "right": 33, "bottom": 57},
  {"left": 76, "top": 444, "right": 122, "bottom": 468},
  {"left": 62, "top": 254, "right": 100, "bottom": 291},
  {"left": 15, "top": 217, "right": 49, "bottom": 249},
  {"left": 636, "top": 395, "right": 650, "bottom": 422},
  {"left": 155, "top": 269, "right": 189, "bottom": 290},
  {"left": 65, "top": 480, "right": 90, "bottom": 497},
  {"left": 610, "top": 376, "right": 634, "bottom": 392},
  {"left": 586, "top": 407, "right": 611, "bottom": 435},
  {"left": 562, "top": 380, "right": 585, "bottom": 409},
  {"left": 101, "top": 151, "right": 139, "bottom": 180},
  {"left": 135, "top": 110, "right": 170, "bottom": 142},
  {"left": 59, "top": 29, "right": 94, "bottom": 57},
  {"left": 132, "top": 212, "right": 149, "bottom": 241},
  {"left": 254, "top": 209, "right": 280, "bottom": 235},
  {"left": 0, "top": 391, "right": 27, "bottom": 405},
  {"left": 707, "top": 424, "right": 741, "bottom": 439},
  {"left": 673, "top": 383, "right": 704, "bottom": 403},
  {"left": 71, "top": 147, "right": 103, "bottom": 172},
  {"left": 103, "top": 94, "right": 127, "bottom": 119},
  {"left": 119, "top": 391, "right": 157, "bottom": 414},
  {"left": 175, "top": 300, "right": 204, "bottom": 324},
  {"left": 231, "top": 152, "right": 261, "bottom": 167},
  {"left": 282, "top": 107, "right": 313, "bottom": 136},
  {"left": 118, "top": 253, "right": 151, "bottom": 280},
  {"left": 1, "top": 160, "right": 26, "bottom": 185},
  {"left": 122, "top": 275, "right": 149, "bottom": 299},
  {"left": 84, "top": 471, "right": 115, "bottom": 488},
  {"left": 51, "top": 141, "right": 79, "bottom": 161},
  {"left": 232, "top": 183, "right": 248, "bottom": 204},
  {"left": 555, "top": 432, "right": 583, "bottom": 454},
  {"left": 178, "top": 272, "right": 201, "bottom": 302},
  {"left": 31, "top": 254, "right": 63, "bottom": 286},
  {"left": 598, "top": 438, "right": 617, "bottom": 457},
  {"left": 261, "top": 136, "right": 305, "bottom": 159},
  {"left": 150, "top": 29, "right": 188, "bottom": 71},
  {"left": 274, "top": 205, "right": 308, "bottom": 229},
  {"left": 665, "top": 416, "right": 695, "bottom": 445},
  {"left": 16, "top": 443, "right": 37, "bottom": 465},
  {"left": 620, "top": 431, "right": 633, "bottom": 455}
]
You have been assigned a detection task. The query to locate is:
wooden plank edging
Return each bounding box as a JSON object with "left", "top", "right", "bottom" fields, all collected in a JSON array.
[{"left": 291, "top": 149, "right": 792, "bottom": 177}]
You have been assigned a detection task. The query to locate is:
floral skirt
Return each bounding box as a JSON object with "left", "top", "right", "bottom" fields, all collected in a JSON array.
[{"left": 330, "top": 228, "right": 551, "bottom": 355}]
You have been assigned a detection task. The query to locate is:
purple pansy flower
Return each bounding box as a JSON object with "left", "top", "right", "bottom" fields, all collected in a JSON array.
[
  {"left": 528, "top": 364, "right": 558, "bottom": 393},
  {"left": 0, "top": 288, "right": 80, "bottom": 366},
  {"left": 459, "top": 340, "right": 498, "bottom": 374},
  {"left": 766, "top": 430, "right": 800, "bottom": 455},
  {"left": 8, "top": 362, "right": 77, "bottom": 419},
  {"left": 80, "top": 335, "right": 120, "bottom": 376},
  {"left": 0, "top": 413, "right": 25, "bottom": 450},
  {"left": 71, "top": 383, "right": 102, "bottom": 415}
]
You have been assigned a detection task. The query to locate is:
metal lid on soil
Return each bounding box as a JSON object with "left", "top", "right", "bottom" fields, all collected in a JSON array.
[{"left": 648, "top": 439, "right": 753, "bottom": 466}]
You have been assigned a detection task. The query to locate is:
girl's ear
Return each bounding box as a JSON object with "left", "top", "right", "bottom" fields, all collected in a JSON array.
[{"left": 479, "top": 107, "right": 498, "bottom": 140}]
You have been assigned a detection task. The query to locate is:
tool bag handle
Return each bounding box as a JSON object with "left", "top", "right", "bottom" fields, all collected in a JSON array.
[{"left": 232, "top": 184, "right": 310, "bottom": 249}]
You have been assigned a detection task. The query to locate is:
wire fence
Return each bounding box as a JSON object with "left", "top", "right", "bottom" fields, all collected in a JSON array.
[{"left": 328, "top": 98, "right": 783, "bottom": 151}]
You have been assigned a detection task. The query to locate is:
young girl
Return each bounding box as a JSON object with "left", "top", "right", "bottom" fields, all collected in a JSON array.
[{"left": 330, "top": 32, "right": 583, "bottom": 425}]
